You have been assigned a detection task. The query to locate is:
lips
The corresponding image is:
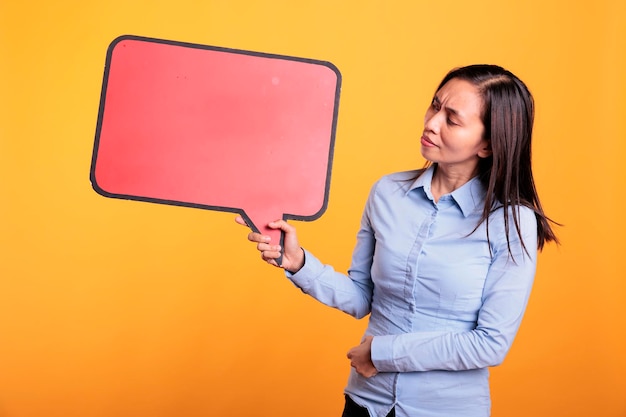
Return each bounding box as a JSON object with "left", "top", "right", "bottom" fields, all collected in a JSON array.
[{"left": 421, "top": 134, "right": 436, "bottom": 147}]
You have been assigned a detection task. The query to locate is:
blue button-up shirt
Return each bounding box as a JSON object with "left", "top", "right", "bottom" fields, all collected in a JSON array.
[{"left": 287, "top": 165, "right": 537, "bottom": 417}]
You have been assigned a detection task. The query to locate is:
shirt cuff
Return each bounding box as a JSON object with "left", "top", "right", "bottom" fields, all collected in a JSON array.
[
  {"left": 370, "top": 334, "right": 396, "bottom": 372},
  {"left": 284, "top": 248, "right": 324, "bottom": 292}
]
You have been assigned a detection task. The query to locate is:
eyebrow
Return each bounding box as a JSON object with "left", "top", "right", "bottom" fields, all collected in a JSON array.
[{"left": 434, "top": 96, "right": 462, "bottom": 118}]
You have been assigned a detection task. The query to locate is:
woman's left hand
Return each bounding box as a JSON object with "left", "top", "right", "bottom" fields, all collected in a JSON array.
[{"left": 347, "top": 336, "right": 378, "bottom": 378}]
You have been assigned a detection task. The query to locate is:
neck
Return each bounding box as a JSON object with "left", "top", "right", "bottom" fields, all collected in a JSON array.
[{"left": 430, "top": 164, "right": 477, "bottom": 202}]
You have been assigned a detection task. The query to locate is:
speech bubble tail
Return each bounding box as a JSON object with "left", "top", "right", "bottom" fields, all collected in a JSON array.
[
  {"left": 260, "top": 222, "right": 285, "bottom": 267},
  {"left": 274, "top": 232, "right": 284, "bottom": 267},
  {"left": 240, "top": 211, "right": 285, "bottom": 267}
]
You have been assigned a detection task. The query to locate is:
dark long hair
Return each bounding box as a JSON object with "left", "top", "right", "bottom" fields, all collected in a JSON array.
[{"left": 434, "top": 64, "right": 559, "bottom": 253}]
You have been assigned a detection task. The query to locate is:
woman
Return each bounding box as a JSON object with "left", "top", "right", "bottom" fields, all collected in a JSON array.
[{"left": 236, "top": 64, "right": 559, "bottom": 417}]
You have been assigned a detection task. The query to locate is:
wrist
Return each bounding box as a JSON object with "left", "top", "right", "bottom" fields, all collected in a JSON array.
[{"left": 286, "top": 247, "right": 306, "bottom": 274}]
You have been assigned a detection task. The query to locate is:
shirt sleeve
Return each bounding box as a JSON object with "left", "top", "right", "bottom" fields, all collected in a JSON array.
[
  {"left": 370, "top": 206, "right": 539, "bottom": 372},
  {"left": 285, "top": 184, "right": 379, "bottom": 319}
]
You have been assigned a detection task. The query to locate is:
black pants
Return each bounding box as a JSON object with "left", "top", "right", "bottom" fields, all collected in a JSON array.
[{"left": 342, "top": 395, "right": 395, "bottom": 417}]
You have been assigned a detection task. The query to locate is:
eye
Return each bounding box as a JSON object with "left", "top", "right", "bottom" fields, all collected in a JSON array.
[
  {"left": 447, "top": 117, "right": 458, "bottom": 126},
  {"left": 431, "top": 97, "right": 441, "bottom": 111}
]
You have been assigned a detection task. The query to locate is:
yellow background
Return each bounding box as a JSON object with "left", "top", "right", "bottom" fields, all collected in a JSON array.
[{"left": 1, "top": 1, "right": 625, "bottom": 416}]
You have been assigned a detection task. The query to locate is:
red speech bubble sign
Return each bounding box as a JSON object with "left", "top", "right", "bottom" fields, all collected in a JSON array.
[{"left": 90, "top": 35, "right": 341, "bottom": 253}]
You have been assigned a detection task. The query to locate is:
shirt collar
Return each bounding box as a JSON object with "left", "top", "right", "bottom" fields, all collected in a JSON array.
[{"left": 407, "top": 164, "right": 486, "bottom": 217}]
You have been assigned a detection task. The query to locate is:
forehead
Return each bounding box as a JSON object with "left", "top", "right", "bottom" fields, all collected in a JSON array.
[{"left": 436, "top": 78, "right": 483, "bottom": 117}]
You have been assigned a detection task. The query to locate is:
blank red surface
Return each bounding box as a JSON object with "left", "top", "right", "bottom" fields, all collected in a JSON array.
[{"left": 92, "top": 36, "right": 341, "bottom": 244}]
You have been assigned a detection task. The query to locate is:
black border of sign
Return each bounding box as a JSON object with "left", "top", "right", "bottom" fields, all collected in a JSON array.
[{"left": 90, "top": 34, "right": 342, "bottom": 245}]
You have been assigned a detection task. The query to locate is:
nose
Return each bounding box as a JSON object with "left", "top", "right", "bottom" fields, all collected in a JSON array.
[{"left": 423, "top": 108, "right": 442, "bottom": 134}]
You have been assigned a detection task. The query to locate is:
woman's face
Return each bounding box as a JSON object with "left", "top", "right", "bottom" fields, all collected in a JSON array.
[{"left": 421, "top": 78, "right": 491, "bottom": 176}]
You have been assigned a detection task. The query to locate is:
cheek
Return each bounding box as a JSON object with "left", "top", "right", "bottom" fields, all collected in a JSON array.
[
  {"left": 448, "top": 130, "right": 485, "bottom": 152},
  {"left": 461, "top": 122, "right": 485, "bottom": 140}
]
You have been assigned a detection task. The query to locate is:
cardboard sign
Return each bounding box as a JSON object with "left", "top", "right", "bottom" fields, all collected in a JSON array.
[{"left": 91, "top": 35, "right": 341, "bottom": 252}]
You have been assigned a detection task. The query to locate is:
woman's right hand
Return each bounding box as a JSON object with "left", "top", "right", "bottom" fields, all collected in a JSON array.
[{"left": 235, "top": 216, "right": 305, "bottom": 273}]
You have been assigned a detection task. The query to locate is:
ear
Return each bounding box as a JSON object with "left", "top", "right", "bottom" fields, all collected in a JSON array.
[{"left": 478, "top": 140, "right": 492, "bottom": 158}]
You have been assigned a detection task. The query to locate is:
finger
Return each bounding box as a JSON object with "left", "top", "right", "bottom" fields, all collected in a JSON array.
[
  {"left": 268, "top": 219, "right": 295, "bottom": 233},
  {"left": 247, "top": 231, "right": 272, "bottom": 244},
  {"left": 256, "top": 241, "right": 281, "bottom": 252},
  {"left": 238, "top": 217, "right": 274, "bottom": 243},
  {"left": 260, "top": 250, "right": 283, "bottom": 261},
  {"left": 260, "top": 252, "right": 280, "bottom": 266}
]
